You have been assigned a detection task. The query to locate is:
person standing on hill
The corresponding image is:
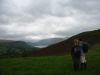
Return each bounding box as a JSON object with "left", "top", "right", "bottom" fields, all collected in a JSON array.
[
  {"left": 79, "top": 38, "right": 89, "bottom": 70},
  {"left": 71, "top": 39, "right": 81, "bottom": 71}
]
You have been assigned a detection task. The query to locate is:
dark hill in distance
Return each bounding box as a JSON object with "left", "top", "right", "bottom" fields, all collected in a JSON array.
[
  {"left": 0, "top": 40, "right": 39, "bottom": 58},
  {"left": 24, "top": 29, "right": 100, "bottom": 57},
  {"left": 0, "top": 40, "right": 33, "bottom": 49}
]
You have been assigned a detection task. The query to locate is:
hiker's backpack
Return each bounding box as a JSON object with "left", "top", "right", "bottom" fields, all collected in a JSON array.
[{"left": 82, "top": 43, "right": 89, "bottom": 53}]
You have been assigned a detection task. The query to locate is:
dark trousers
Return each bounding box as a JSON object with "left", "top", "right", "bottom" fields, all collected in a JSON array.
[
  {"left": 72, "top": 57, "right": 80, "bottom": 71},
  {"left": 80, "top": 62, "right": 87, "bottom": 70}
]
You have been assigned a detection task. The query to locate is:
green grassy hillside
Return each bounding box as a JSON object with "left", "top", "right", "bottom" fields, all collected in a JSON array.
[{"left": 0, "top": 44, "right": 100, "bottom": 75}]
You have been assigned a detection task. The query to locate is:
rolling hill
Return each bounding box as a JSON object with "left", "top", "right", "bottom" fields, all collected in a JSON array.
[
  {"left": 23, "top": 29, "right": 100, "bottom": 56},
  {"left": 0, "top": 40, "right": 39, "bottom": 58}
]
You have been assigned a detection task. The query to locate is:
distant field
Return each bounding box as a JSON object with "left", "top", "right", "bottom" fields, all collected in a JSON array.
[{"left": 0, "top": 44, "right": 100, "bottom": 75}]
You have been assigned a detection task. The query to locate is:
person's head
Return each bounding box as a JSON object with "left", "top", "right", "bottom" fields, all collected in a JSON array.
[{"left": 74, "top": 38, "right": 80, "bottom": 46}]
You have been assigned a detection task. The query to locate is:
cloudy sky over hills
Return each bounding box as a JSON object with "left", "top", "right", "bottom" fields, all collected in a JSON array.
[{"left": 0, "top": 0, "right": 100, "bottom": 41}]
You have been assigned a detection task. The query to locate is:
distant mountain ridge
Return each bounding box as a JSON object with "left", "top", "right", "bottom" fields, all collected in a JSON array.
[
  {"left": 0, "top": 39, "right": 14, "bottom": 43},
  {"left": 29, "top": 38, "right": 65, "bottom": 48},
  {"left": 0, "top": 40, "right": 32, "bottom": 49}
]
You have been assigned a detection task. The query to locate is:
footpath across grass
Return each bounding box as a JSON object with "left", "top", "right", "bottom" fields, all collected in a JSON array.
[{"left": 0, "top": 44, "right": 100, "bottom": 75}]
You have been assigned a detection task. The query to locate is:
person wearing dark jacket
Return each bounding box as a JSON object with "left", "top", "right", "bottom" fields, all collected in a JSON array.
[{"left": 71, "top": 39, "right": 81, "bottom": 71}]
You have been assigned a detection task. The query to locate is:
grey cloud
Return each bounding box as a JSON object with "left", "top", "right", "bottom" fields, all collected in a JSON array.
[
  {"left": 61, "top": 0, "right": 100, "bottom": 13},
  {"left": 0, "top": 0, "right": 100, "bottom": 41},
  {"left": 0, "top": 26, "right": 8, "bottom": 35}
]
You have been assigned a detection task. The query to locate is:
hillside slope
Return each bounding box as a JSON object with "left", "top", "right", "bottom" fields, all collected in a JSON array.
[{"left": 24, "top": 29, "right": 100, "bottom": 56}]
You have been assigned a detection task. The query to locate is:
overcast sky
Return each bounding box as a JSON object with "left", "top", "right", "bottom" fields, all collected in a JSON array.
[{"left": 0, "top": 0, "right": 100, "bottom": 41}]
